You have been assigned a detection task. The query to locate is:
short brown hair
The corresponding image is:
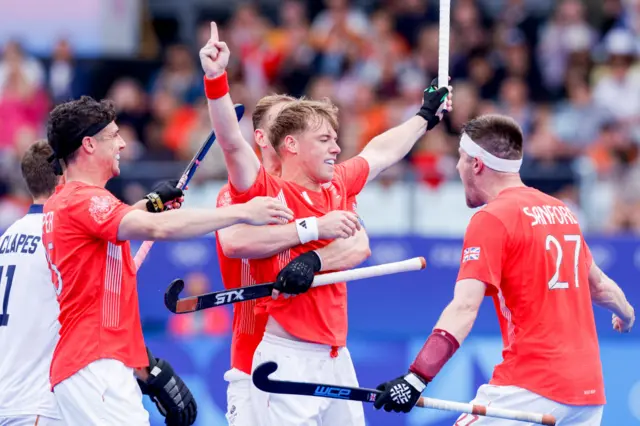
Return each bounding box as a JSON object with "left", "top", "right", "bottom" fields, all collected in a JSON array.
[
  {"left": 461, "top": 114, "right": 523, "bottom": 160},
  {"left": 21, "top": 140, "right": 58, "bottom": 199},
  {"left": 252, "top": 94, "right": 296, "bottom": 130},
  {"left": 268, "top": 98, "right": 339, "bottom": 152},
  {"left": 47, "top": 96, "right": 117, "bottom": 164}
]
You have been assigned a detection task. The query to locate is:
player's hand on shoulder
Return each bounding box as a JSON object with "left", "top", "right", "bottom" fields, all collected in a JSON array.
[
  {"left": 272, "top": 250, "right": 322, "bottom": 299},
  {"left": 138, "top": 349, "right": 197, "bottom": 426},
  {"left": 199, "top": 22, "right": 230, "bottom": 79},
  {"left": 417, "top": 77, "right": 453, "bottom": 131},
  {"left": 613, "top": 306, "right": 635, "bottom": 333},
  {"left": 241, "top": 196, "right": 294, "bottom": 225},
  {"left": 145, "top": 180, "right": 185, "bottom": 212},
  {"left": 374, "top": 372, "right": 426, "bottom": 413},
  {"left": 317, "top": 210, "right": 361, "bottom": 240}
]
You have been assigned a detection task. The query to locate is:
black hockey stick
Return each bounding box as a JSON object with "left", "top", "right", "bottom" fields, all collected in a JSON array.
[
  {"left": 251, "top": 362, "right": 556, "bottom": 425},
  {"left": 163, "top": 257, "right": 426, "bottom": 314},
  {"left": 252, "top": 361, "right": 379, "bottom": 402},
  {"left": 134, "top": 103, "right": 245, "bottom": 269}
]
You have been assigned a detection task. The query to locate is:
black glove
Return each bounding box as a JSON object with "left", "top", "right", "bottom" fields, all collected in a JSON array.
[
  {"left": 145, "top": 180, "right": 184, "bottom": 213},
  {"left": 373, "top": 372, "right": 426, "bottom": 413},
  {"left": 274, "top": 251, "right": 322, "bottom": 295},
  {"left": 138, "top": 347, "right": 197, "bottom": 426},
  {"left": 416, "top": 79, "right": 450, "bottom": 131}
]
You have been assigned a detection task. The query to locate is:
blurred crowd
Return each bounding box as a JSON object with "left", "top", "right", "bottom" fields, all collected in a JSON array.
[{"left": 2, "top": 0, "right": 640, "bottom": 233}]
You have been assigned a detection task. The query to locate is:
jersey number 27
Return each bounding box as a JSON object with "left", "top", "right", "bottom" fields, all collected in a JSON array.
[{"left": 545, "top": 234, "right": 581, "bottom": 290}]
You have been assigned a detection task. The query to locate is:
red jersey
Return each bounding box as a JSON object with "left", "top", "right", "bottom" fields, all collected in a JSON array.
[
  {"left": 215, "top": 184, "right": 267, "bottom": 374},
  {"left": 229, "top": 156, "right": 370, "bottom": 347},
  {"left": 457, "top": 186, "right": 604, "bottom": 406},
  {"left": 42, "top": 182, "right": 147, "bottom": 388}
]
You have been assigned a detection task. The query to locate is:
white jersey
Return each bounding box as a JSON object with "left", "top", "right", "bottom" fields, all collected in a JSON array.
[{"left": 0, "top": 205, "right": 62, "bottom": 419}]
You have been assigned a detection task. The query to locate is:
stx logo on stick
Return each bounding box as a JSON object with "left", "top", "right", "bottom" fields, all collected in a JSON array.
[{"left": 215, "top": 289, "right": 245, "bottom": 305}]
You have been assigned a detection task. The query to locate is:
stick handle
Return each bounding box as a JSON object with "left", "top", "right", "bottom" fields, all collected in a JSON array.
[
  {"left": 438, "top": 0, "right": 451, "bottom": 89},
  {"left": 311, "top": 257, "right": 426, "bottom": 288},
  {"left": 417, "top": 397, "right": 556, "bottom": 426}
]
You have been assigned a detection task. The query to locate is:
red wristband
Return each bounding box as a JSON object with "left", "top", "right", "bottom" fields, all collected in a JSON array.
[
  {"left": 409, "top": 328, "right": 460, "bottom": 383},
  {"left": 204, "top": 71, "right": 229, "bottom": 100}
]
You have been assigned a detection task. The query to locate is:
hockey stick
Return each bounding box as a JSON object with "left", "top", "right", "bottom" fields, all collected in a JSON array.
[
  {"left": 133, "top": 104, "right": 245, "bottom": 270},
  {"left": 164, "top": 257, "right": 426, "bottom": 314},
  {"left": 252, "top": 362, "right": 557, "bottom": 426},
  {"left": 438, "top": 0, "right": 451, "bottom": 89}
]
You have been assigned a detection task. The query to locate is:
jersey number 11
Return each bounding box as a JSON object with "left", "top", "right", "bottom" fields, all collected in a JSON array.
[
  {"left": 545, "top": 234, "right": 581, "bottom": 290},
  {"left": 0, "top": 264, "right": 16, "bottom": 326}
]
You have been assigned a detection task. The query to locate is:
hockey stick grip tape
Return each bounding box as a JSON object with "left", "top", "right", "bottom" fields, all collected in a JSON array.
[
  {"left": 416, "top": 397, "right": 556, "bottom": 425},
  {"left": 310, "top": 257, "right": 426, "bottom": 288},
  {"left": 438, "top": 0, "right": 451, "bottom": 89}
]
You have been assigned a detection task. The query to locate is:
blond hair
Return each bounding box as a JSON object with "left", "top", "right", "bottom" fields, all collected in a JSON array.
[{"left": 268, "top": 98, "right": 339, "bottom": 152}]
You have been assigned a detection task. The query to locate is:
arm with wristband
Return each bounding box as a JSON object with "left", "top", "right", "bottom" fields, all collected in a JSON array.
[
  {"left": 271, "top": 198, "right": 369, "bottom": 296},
  {"left": 218, "top": 210, "right": 361, "bottom": 259},
  {"left": 199, "top": 22, "right": 261, "bottom": 193},
  {"left": 373, "top": 279, "right": 485, "bottom": 413},
  {"left": 374, "top": 211, "right": 500, "bottom": 413}
]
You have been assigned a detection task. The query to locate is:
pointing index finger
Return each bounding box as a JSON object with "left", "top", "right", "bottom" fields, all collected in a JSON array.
[{"left": 210, "top": 22, "right": 219, "bottom": 42}]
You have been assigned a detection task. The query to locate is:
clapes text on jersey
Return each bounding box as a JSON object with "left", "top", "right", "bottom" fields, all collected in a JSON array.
[{"left": 0, "top": 233, "right": 41, "bottom": 255}]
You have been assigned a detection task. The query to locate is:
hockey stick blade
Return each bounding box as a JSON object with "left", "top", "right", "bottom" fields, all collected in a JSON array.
[
  {"left": 253, "top": 361, "right": 379, "bottom": 402},
  {"left": 164, "top": 257, "right": 426, "bottom": 314},
  {"left": 164, "top": 279, "right": 185, "bottom": 314},
  {"left": 252, "top": 362, "right": 556, "bottom": 425}
]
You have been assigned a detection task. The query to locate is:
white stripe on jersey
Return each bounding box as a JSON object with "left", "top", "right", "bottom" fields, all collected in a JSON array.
[
  {"left": 497, "top": 289, "right": 516, "bottom": 349},
  {"left": 102, "top": 243, "right": 122, "bottom": 329},
  {"left": 0, "top": 211, "right": 62, "bottom": 419}
]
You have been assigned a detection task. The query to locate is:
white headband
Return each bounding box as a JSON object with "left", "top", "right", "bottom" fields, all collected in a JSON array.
[{"left": 459, "top": 133, "right": 522, "bottom": 173}]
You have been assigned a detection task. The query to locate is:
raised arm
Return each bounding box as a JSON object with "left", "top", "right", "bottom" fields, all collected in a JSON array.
[
  {"left": 199, "top": 22, "right": 261, "bottom": 192},
  {"left": 588, "top": 262, "right": 635, "bottom": 332},
  {"left": 117, "top": 197, "right": 293, "bottom": 241},
  {"left": 358, "top": 84, "right": 451, "bottom": 182}
]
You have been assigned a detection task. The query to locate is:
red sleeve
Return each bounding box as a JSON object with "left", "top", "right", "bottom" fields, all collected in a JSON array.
[
  {"left": 228, "top": 166, "right": 270, "bottom": 204},
  {"left": 68, "top": 187, "right": 134, "bottom": 244},
  {"left": 335, "top": 156, "right": 370, "bottom": 198},
  {"left": 456, "top": 211, "right": 508, "bottom": 295}
]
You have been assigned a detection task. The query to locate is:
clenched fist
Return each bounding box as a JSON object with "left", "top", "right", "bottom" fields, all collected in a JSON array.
[
  {"left": 239, "top": 196, "right": 294, "bottom": 226},
  {"left": 317, "top": 210, "right": 362, "bottom": 240},
  {"left": 199, "top": 22, "right": 230, "bottom": 79},
  {"left": 613, "top": 308, "right": 634, "bottom": 333}
]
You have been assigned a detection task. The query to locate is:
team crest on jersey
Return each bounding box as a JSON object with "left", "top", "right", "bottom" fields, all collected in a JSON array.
[
  {"left": 219, "top": 190, "right": 232, "bottom": 207},
  {"left": 89, "top": 195, "right": 118, "bottom": 224},
  {"left": 462, "top": 247, "right": 481, "bottom": 262}
]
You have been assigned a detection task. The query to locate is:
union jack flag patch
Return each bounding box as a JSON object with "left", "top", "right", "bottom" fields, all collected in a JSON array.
[{"left": 462, "top": 247, "right": 481, "bottom": 262}]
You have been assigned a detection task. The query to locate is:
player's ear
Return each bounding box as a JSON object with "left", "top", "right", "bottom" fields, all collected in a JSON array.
[
  {"left": 473, "top": 157, "right": 484, "bottom": 175},
  {"left": 255, "top": 129, "right": 266, "bottom": 149},
  {"left": 283, "top": 135, "right": 298, "bottom": 155},
  {"left": 81, "top": 136, "right": 96, "bottom": 154}
]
